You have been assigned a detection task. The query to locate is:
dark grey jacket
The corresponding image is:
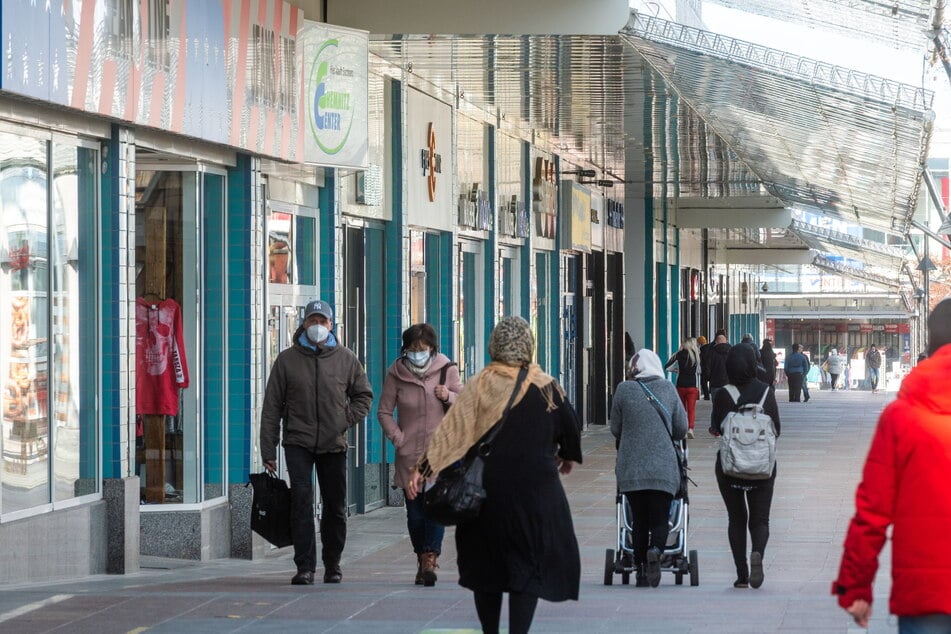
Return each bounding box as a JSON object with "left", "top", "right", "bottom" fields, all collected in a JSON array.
[
  {"left": 260, "top": 327, "right": 373, "bottom": 460},
  {"left": 610, "top": 377, "right": 688, "bottom": 496}
]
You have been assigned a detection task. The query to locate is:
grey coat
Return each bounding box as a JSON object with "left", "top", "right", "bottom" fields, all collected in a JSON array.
[{"left": 610, "top": 377, "right": 688, "bottom": 496}]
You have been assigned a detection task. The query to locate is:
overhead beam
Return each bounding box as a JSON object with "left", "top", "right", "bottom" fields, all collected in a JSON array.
[
  {"left": 721, "top": 248, "right": 813, "bottom": 265},
  {"left": 322, "top": 0, "right": 631, "bottom": 35},
  {"left": 677, "top": 208, "right": 791, "bottom": 229},
  {"left": 674, "top": 195, "right": 784, "bottom": 210}
]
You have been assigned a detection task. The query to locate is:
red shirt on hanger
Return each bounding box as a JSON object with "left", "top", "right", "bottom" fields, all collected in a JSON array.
[{"left": 135, "top": 297, "right": 189, "bottom": 415}]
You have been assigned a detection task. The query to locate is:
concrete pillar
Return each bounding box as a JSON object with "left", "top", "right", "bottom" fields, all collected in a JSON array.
[{"left": 103, "top": 477, "right": 140, "bottom": 574}]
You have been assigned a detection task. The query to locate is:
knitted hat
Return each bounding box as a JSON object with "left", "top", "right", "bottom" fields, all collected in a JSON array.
[{"left": 488, "top": 316, "right": 534, "bottom": 366}]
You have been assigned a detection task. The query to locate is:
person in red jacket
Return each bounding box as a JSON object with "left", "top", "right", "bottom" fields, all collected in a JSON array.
[{"left": 833, "top": 298, "right": 951, "bottom": 631}]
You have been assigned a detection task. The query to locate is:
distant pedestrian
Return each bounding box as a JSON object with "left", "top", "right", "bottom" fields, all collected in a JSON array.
[
  {"left": 665, "top": 338, "right": 700, "bottom": 438},
  {"left": 613, "top": 349, "right": 688, "bottom": 586},
  {"left": 760, "top": 339, "right": 778, "bottom": 385},
  {"left": 406, "top": 317, "right": 582, "bottom": 634},
  {"left": 377, "top": 324, "right": 463, "bottom": 586},
  {"left": 784, "top": 344, "right": 810, "bottom": 402},
  {"left": 260, "top": 299, "right": 374, "bottom": 586},
  {"left": 833, "top": 299, "right": 951, "bottom": 631},
  {"left": 709, "top": 344, "right": 781, "bottom": 589},
  {"left": 697, "top": 335, "right": 710, "bottom": 399},
  {"left": 826, "top": 349, "right": 847, "bottom": 391},
  {"left": 706, "top": 334, "right": 731, "bottom": 402},
  {"left": 865, "top": 344, "right": 882, "bottom": 392}
]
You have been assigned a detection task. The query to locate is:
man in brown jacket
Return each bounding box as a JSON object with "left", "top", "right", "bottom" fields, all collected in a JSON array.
[{"left": 260, "top": 299, "right": 373, "bottom": 586}]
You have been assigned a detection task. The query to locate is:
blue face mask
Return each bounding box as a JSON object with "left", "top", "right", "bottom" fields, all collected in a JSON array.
[
  {"left": 406, "top": 350, "right": 431, "bottom": 367},
  {"left": 306, "top": 324, "right": 329, "bottom": 344}
]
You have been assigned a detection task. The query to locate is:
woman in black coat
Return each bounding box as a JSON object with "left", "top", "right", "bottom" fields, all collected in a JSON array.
[
  {"left": 759, "top": 339, "right": 778, "bottom": 385},
  {"left": 709, "top": 344, "right": 781, "bottom": 590}
]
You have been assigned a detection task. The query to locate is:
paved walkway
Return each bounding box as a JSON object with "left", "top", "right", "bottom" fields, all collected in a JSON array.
[{"left": 0, "top": 388, "right": 898, "bottom": 633}]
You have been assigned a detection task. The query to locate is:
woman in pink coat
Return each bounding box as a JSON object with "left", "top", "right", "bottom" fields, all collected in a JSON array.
[{"left": 378, "top": 323, "right": 463, "bottom": 586}]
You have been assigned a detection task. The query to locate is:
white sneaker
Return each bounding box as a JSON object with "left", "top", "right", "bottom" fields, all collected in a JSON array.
[{"left": 686, "top": 429, "right": 695, "bottom": 439}]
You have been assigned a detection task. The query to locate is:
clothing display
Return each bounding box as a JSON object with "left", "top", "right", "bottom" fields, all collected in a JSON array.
[{"left": 135, "top": 297, "right": 189, "bottom": 415}]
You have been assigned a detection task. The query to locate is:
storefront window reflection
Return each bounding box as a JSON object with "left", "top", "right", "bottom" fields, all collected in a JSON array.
[{"left": 0, "top": 130, "right": 98, "bottom": 515}]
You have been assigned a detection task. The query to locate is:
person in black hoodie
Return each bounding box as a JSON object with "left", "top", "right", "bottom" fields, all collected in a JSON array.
[
  {"left": 706, "top": 334, "right": 732, "bottom": 402},
  {"left": 709, "top": 344, "right": 781, "bottom": 590}
]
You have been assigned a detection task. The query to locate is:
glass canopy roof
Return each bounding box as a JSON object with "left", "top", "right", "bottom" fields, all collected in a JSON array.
[
  {"left": 704, "top": 0, "right": 937, "bottom": 51},
  {"left": 621, "top": 13, "right": 935, "bottom": 236}
]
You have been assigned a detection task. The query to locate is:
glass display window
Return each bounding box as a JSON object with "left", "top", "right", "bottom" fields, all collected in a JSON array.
[
  {"left": 0, "top": 128, "right": 99, "bottom": 516},
  {"left": 134, "top": 163, "right": 227, "bottom": 505}
]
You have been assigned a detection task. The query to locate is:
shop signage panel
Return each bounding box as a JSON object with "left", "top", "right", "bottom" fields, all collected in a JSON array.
[
  {"left": 1, "top": 0, "right": 306, "bottom": 161},
  {"left": 532, "top": 157, "right": 557, "bottom": 247},
  {"left": 300, "top": 21, "right": 369, "bottom": 168},
  {"left": 560, "top": 180, "right": 591, "bottom": 253},
  {"left": 406, "top": 88, "right": 453, "bottom": 232},
  {"left": 860, "top": 324, "right": 873, "bottom": 333},
  {"left": 591, "top": 194, "right": 604, "bottom": 249}
]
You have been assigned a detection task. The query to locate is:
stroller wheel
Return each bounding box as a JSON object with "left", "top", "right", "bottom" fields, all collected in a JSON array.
[
  {"left": 603, "top": 549, "right": 615, "bottom": 586},
  {"left": 674, "top": 571, "right": 684, "bottom": 585},
  {"left": 689, "top": 549, "right": 700, "bottom": 587},
  {"left": 621, "top": 571, "right": 631, "bottom": 585}
]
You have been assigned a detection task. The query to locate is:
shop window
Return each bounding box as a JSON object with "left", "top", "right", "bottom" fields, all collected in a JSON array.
[
  {"left": 0, "top": 131, "right": 99, "bottom": 515},
  {"left": 268, "top": 204, "right": 316, "bottom": 286},
  {"left": 134, "top": 167, "right": 227, "bottom": 505}
]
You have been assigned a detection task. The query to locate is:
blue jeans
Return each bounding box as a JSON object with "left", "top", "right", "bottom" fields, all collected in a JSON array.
[
  {"left": 899, "top": 614, "right": 951, "bottom": 634},
  {"left": 405, "top": 488, "right": 445, "bottom": 555},
  {"left": 868, "top": 367, "right": 880, "bottom": 389}
]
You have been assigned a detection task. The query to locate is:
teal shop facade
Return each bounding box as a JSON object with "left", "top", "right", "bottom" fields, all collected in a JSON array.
[{"left": 0, "top": 1, "right": 733, "bottom": 582}]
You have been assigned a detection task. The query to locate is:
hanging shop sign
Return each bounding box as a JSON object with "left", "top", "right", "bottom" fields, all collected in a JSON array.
[
  {"left": 560, "top": 180, "right": 592, "bottom": 253},
  {"left": 301, "top": 21, "right": 369, "bottom": 168},
  {"left": 459, "top": 185, "right": 492, "bottom": 231},
  {"left": 498, "top": 195, "right": 530, "bottom": 238},
  {"left": 533, "top": 157, "right": 557, "bottom": 244},
  {"left": 591, "top": 195, "right": 604, "bottom": 249},
  {"left": 605, "top": 198, "right": 624, "bottom": 252},
  {"left": 406, "top": 89, "right": 453, "bottom": 231},
  {"left": 1, "top": 0, "right": 306, "bottom": 161}
]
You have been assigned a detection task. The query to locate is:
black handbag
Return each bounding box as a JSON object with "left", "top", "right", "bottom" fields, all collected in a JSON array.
[
  {"left": 637, "top": 381, "right": 695, "bottom": 502},
  {"left": 249, "top": 470, "right": 293, "bottom": 547},
  {"left": 424, "top": 366, "right": 528, "bottom": 526}
]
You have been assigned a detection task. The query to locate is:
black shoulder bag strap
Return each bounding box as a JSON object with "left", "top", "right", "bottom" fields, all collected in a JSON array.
[
  {"left": 438, "top": 362, "right": 458, "bottom": 412},
  {"left": 474, "top": 365, "right": 529, "bottom": 457},
  {"left": 637, "top": 380, "right": 695, "bottom": 492}
]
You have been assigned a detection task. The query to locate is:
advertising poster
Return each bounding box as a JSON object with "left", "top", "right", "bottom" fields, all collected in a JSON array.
[{"left": 300, "top": 21, "right": 369, "bottom": 168}]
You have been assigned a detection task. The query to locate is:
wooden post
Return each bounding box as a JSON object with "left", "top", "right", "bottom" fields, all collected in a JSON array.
[{"left": 144, "top": 207, "right": 167, "bottom": 504}]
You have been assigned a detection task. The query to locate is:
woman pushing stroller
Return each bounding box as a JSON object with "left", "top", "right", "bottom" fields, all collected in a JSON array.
[{"left": 610, "top": 349, "right": 688, "bottom": 586}]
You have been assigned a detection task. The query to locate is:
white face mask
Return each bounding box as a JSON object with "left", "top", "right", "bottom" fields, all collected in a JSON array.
[
  {"left": 306, "top": 324, "right": 329, "bottom": 344},
  {"left": 406, "top": 350, "right": 431, "bottom": 367}
]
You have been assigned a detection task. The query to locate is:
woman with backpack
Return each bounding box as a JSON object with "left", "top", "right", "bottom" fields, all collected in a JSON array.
[
  {"left": 708, "top": 344, "right": 781, "bottom": 590},
  {"left": 377, "top": 323, "right": 463, "bottom": 586}
]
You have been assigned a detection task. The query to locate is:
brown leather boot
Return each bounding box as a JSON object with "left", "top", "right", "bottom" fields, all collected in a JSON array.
[
  {"left": 415, "top": 554, "right": 424, "bottom": 585},
  {"left": 420, "top": 551, "right": 438, "bottom": 587}
]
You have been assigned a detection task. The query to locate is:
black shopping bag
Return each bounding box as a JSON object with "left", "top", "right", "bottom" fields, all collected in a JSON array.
[{"left": 249, "top": 471, "right": 293, "bottom": 548}]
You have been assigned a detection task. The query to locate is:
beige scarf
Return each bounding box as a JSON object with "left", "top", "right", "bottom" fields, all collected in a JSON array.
[{"left": 415, "top": 361, "right": 562, "bottom": 478}]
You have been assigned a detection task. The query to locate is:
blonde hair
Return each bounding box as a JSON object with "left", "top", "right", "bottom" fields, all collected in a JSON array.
[{"left": 681, "top": 338, "right": 700, "bottom": 367}]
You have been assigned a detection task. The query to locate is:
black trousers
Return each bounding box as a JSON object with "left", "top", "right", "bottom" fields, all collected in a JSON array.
[
  {"left": 625, "top": 490, "right": 674, "bottom": 565},
  {"left": 284, "top": 445, "right": 348, "bottom": 573},
  {"left": 787, "top": 372, "right": 804, "bottom": 401},
  {"left": 716, "top": 471, "right": 775, "bottom": 580}
]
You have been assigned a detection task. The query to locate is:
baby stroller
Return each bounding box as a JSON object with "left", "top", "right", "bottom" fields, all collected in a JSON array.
[{"left": 603, "top": 441, "right": 699, "bottom": 586}]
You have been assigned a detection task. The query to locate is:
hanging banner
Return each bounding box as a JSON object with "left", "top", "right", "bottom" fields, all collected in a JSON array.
[
  {"left": 300, "top": 21, "right": 369, "bottom": 168},
  {"left": 1, "top": 0, "right": 306, "bottom": 161}
]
